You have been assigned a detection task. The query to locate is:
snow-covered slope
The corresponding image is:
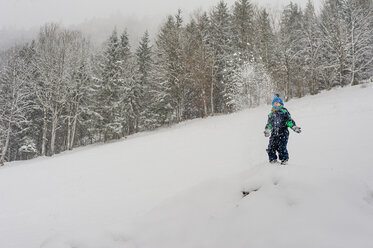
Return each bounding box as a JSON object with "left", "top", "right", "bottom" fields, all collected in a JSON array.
[{"left": 1, "top": 84, "right": 373, "bottom": 248}]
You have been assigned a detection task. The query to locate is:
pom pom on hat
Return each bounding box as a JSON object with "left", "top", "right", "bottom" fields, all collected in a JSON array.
[{"left": 272, "top": 94, "right": 284, "bottom": 106}]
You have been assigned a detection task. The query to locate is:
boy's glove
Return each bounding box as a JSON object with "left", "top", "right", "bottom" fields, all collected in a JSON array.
[
  {"left": 292, "top": 126, "right": 301, "bottom": 133},
  {"left": 264, "top": 128, "right": 271, "bottom": 137}
]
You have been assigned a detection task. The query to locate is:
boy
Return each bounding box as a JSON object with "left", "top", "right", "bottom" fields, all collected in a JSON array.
[{"left": 264, "top": 94, "right": 301, "bottom": 164}]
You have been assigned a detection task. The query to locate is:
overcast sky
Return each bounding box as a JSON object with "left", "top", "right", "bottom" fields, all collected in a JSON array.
[{"left": 0, "top": 0, "right": 321, "bottom": 30}]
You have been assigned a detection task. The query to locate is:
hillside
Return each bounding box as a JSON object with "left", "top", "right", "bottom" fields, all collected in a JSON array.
[{"left": 1, "top": 84, "right": 373, "bottom": 248}]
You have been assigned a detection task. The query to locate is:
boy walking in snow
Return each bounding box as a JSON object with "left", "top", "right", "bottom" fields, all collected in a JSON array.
[{"left": 264, "top": 94, "right": 301, "bottom": 164}]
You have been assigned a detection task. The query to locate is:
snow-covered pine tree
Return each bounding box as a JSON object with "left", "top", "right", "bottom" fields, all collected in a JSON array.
[
  {"left": 209, "top": 1, "right": 236, "bottom": 113},
  {"left": 118, "top": 30, "right": 143, "bottom": 135},
  {"left": 197, "top": 12, "right": 216, "bottom": 117},
  {"left": 136, "top": 31, "right": 152, "bottom": 87},
  {"left": 278, "top": 3, "right": 306, "bottom": 99},
  {"left": 96, "top": 29, "right": 124, "bottom": 141},
  {"left": 136, "top": 31, "right": 159, "bottom": 129},
  {"left": 152, "top": 10, "right": 185, "bottom": 125},
  {"left": 232, "top": 0, "right": 255, "bottom": 61},
  {"left": 253, "top": 8, "right": 276, "bottom": 71},
  {"left": 182, "top": 12, "right": 215, "bottom": 118},
  {"left": 298, "top": 0, "right": 323, "bottom": 95}
]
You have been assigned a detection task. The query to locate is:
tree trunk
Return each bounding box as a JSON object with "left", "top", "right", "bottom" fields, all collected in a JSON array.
[
  {"left": 210, "top": 81, "right": 214, "bottom": 116},
  {"left": 350, "top": 21, "right": 357, "bottom": 86},
  {"left": 339, "top": 44, "right": 346, "bottom": 87},
  {"left": 0, "top": 115, "right": 13, "bottom": 165},
  {"left": 202, "top": 89, "right": 208, "bottom": 118},
  {"left": 41, "top": 107, "right": 48, "bottom": 156},
  {"left": 135, "top": 116, "right": 139, "bottom": 133},
  {"left": 50, "top": 109, "right": 59, "bottom": 156},
  {"left": 66, "top": 112, "right": 71, "bottom": 150},
  {"left": 70, "top": 114, "right": 77, "bottom": 150},
  {"left": 340, "top": 58, "right": 345, "bottom": 87},
  {"left": 178, "top": 96, "right": 184, "bottom": 122}
]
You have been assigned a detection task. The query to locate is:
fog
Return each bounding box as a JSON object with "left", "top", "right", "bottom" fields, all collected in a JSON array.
[{"left": 0, "top": 0, "right": 321, "bottom": 50}]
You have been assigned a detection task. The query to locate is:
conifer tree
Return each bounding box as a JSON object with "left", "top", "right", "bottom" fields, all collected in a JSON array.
[
  {"left": 254, "top": 9, "right": 276, "bottom": 71},
  {"left": 278, "top": 3, "right": 305, "bottom": 99},
  {"left": 153, "top": 11, "right": 185, "bottom": 124},
  {"left": 301, "top": 0, "right": 323, "bottom": 94},
  {"left": 209, "top": 1, "right": 236, "bottom": 112},
  {"left": 232, "top": 0, "right": 255, "bottom": 61},
  {"left": 96, "top": 29, "right": 123, "bottom": 141},
  {"left": 117, "top": 30, "right": 139, "bottom": 135},
  {"left": 136, "top": 31, "right": 157, "bottom": 129},
  {"left": 183, "top": 12, "right": 215, "bottom": 117}
]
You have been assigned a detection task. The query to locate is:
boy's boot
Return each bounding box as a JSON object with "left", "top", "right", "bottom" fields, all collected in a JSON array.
[{"left": 280, "top": 159, "right": 288, "bottom": 165}]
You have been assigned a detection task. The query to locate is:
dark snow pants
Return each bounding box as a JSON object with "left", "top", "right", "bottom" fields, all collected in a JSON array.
[{"left": 267, "top": 132, "right": 289, "bottom": 161}]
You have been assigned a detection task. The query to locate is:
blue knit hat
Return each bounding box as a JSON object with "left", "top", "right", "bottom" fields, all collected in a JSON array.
[{"left": 272, "top": 94, "right": 284, "bottom": 106}]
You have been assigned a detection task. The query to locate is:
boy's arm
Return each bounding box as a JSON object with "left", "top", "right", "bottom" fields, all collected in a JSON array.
[
  {"left": 285, "top": 109, "right": 301, "bottom": 133},
  {"left": 285, "top": 110, "right": 296, "bottom": 128},
  {"left": 264, "top": 113, "right": 272, "bottom": 137},
  {"left": 265, "top": 113, "right": 273, "bottom": 131}
]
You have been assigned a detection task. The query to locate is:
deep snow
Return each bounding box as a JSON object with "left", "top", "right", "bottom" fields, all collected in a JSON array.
[{"left": 1, "top": 84, "right": 373, "bottom": 248}]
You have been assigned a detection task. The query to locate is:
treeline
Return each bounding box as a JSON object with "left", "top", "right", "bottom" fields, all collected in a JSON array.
[{"left": 0, "top": 0, "right": 372, "bottom": 164}]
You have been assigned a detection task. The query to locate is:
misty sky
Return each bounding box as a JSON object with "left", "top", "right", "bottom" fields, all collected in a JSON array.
[{"left": 1, "top": 0, "right": 321, "bottom": 30}]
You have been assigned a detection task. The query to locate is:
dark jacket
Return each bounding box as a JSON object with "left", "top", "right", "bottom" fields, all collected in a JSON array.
[{"left": 265, "top": 108, "right": 296, "bottom": 136}]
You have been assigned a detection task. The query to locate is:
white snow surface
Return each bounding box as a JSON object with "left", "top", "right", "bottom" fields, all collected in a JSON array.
[{"left": 1, "top": 84, "right": 373, "bottom": 248}]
